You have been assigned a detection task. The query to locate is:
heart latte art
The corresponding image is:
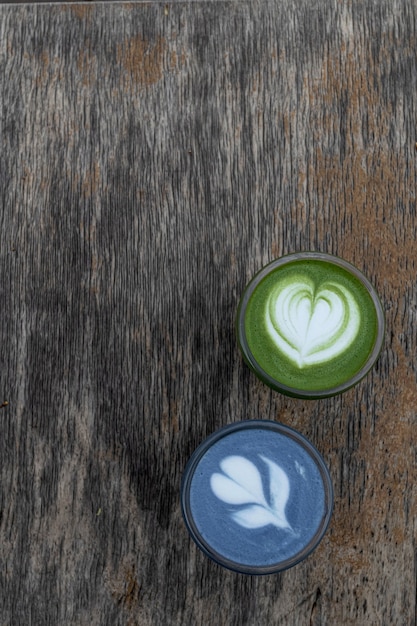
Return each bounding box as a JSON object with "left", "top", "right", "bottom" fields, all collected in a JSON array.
[{"left": 265, "top": 276, "right": 361, "bottom": 368}]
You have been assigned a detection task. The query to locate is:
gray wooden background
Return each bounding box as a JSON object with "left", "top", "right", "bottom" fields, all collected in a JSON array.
[{"left": 1, "top": 1, "right": 416, "bottom": 624}]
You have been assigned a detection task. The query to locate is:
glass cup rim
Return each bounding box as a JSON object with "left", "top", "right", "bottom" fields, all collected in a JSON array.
[
  {"left": 181, "top": 419, "right": 334, "bottom": 575},
  {"left": 236, "top": 251, "right": 385, "bottom": 399}
]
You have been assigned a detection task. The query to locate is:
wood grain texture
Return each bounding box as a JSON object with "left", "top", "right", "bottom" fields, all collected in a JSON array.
[{"left": 0, "top": 1, "right": 416, "bottom": 624}]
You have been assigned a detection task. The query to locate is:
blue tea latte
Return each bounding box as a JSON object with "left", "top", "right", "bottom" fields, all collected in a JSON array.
[{"left": 181, "top": 421, "right": 333, "bottom": 574}]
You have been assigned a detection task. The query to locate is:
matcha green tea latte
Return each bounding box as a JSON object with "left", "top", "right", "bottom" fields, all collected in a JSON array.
[{"left": 236, "top": 253, "right": 385, "bottom": 399}]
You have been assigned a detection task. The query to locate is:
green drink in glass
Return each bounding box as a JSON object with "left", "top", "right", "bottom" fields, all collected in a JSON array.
[{"left": 236, "top": 252, "right": 385, "bottom": 399}]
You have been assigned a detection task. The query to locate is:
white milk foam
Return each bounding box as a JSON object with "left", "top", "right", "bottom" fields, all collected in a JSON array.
[
  {"left": 265, "top": 276, "right": 360, "bottom": 368},
  {"left": 210, "top": 455, "right": 293, "bottom": 531}
]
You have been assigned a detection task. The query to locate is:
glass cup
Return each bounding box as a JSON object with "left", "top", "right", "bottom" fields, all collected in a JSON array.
[
  {"left": 236, "top": 252, "right": 385, "bottom": 399},
  {"left": 181, "top": 420, "right": 334, "bottom": 575}
]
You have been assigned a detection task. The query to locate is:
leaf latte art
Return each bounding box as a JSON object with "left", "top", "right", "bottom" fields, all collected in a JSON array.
[
  {"left": 210, "top": 455, "right": 292, "bottom": 531},
  {"left": 265, "top": 276, "right": 361, "bottom": 368}
]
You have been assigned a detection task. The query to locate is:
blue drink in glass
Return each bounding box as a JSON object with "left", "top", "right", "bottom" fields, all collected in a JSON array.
[{"left": 181, "top": 420, "right": 333, "bottom": 574}]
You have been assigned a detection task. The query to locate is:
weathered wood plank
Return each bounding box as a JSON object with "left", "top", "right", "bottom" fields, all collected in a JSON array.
[{"left": 1, "top": 1, "right": 416, "bottom": 624}]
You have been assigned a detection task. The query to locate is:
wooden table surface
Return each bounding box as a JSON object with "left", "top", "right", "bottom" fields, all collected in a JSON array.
[{"left": 1, "top": 1, "right": 416, "bottom": 624}]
